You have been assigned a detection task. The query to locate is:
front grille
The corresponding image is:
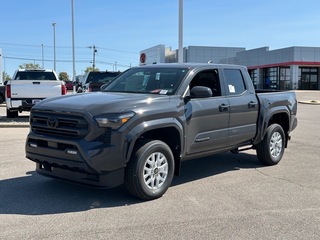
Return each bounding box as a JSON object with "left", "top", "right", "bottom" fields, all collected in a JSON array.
[{"left": 30, "top": 111, "right": 89, "bottom": 138}]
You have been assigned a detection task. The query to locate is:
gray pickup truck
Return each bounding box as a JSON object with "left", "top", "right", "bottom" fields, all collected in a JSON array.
[{"left": 26, "top": 63, "right": 297, "bottom": 200}]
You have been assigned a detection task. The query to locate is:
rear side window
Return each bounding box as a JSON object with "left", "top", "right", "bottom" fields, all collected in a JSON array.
[{"left": 223, "top": 69, "right": 246, "bottom": 95}]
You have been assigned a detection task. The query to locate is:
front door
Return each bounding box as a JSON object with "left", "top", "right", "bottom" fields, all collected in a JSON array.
[{"left": 184, "top": 69, "right": 230, "bottom": 155}]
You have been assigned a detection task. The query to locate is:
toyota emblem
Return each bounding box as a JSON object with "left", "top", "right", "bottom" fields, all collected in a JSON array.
[{"left": 47, "top": 117, "right": 59, "bottom": 128}]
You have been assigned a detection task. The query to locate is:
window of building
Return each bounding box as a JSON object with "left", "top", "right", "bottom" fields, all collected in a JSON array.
[
  {"left": 248, "top": 69, "right": 258, "bottom": 89},
  {"left": 299, "top": 67, "right": 319, "bottom": 90},
  {"left": 279, "top": 67, "right": 291, "bottom": 90},
  {"left": 223, "top": 69, "right": 246, "bottom": 95}
]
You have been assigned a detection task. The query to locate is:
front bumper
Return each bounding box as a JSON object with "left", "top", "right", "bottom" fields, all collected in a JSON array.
[{"left": 25, "top": 131, "right": 127, "bottom": 188}]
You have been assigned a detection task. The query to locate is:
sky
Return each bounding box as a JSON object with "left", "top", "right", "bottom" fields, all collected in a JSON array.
[{"left": 1, "top": 0, "right": 320, "bottom": 79}]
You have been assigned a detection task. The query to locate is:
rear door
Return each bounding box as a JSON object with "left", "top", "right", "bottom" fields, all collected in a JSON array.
[
  {"left": 221, "top": 68, "right": 259, "bottom": 147},
  {"left": 185, "top": 69, "right": 230, "bottom": 154}
]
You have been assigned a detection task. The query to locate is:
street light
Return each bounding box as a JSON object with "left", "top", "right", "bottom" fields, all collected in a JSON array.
[{"left": 52, "top": 22, "right": 56, "bottom": 71}]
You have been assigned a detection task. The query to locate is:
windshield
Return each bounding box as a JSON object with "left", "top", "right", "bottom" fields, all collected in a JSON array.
[{"left": 103, "top": 67, "right": 189, "bottom": 95}]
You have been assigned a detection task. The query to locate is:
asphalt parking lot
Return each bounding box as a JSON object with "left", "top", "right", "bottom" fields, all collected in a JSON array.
[{"left": 0, "top": 91, "right": 319, "bottom": 239}]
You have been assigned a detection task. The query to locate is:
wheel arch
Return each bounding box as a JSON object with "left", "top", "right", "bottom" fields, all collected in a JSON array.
[
  {"left": 125, "top": 118, "right": 183, "bottom": 176},
  {"left": 254, "top": 107, "right": 290, "bottom": 146}
]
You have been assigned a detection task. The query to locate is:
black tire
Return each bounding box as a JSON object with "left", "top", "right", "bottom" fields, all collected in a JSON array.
[
  {"left": 6, "top": 109, "right": 18, "bottom": 118},
  {"left": 256, "top": 124, "right": 285, "bottom": 166},
  {"left": 0, "top": 95, "right": 4, "bottom": 104},
  {"left": 125, "top": 140, "right": 175, "bottom": 200}
]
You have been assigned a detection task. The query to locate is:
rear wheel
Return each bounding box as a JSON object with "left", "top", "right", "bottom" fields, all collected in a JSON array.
[
  {"left": 256, "top": 124, "right": 285, "bottom": 165},
  {"left": 125, "top": 140, "right": 174, "bottom": 200},
  {"left": 6, "top": 109, "right": 18, "bottom": 118}
]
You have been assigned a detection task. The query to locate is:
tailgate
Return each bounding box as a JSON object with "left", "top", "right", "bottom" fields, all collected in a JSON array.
[{"left": 10, "top": 80, "right": 62, "bottom": 99}]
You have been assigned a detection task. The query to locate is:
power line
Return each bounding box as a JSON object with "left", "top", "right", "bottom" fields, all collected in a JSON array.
[
  {"left": 0, "top": 42, "right": 137, "bottom": 54},
  {"left": 3, "top": 56, "right": 132, "bottom": 68}
]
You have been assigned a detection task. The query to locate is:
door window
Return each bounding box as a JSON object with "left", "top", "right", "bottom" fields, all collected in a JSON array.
[
  {"left": 189, "top": 69, "right": 221, "bottom": 97},
  {"left": 223, "top": 69, "right": 246, "bottom": 95}
]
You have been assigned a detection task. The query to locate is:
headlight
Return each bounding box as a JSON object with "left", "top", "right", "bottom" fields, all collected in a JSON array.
[{"left": 94, "top": 112, "right": 135, "bottom": 129}]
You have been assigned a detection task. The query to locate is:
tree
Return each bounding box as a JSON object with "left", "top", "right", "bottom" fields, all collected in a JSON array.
[
  {"left": 84, "top": 66, "right": 99, "bottom": 73},
  {"left": 19, "top": 63, "right": 41, "bottom": 70},
  {"left": 59, "top": 72, "right": 70, "bottom": 81},
  {"left": 2, "top": 71, "right": 11, "bottom": 81}
]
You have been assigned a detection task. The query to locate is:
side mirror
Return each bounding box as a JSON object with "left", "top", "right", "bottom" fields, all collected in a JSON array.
[
  {"left": 190, "top": 86, "right": 213, "bottom": 98},
  {"left": 4, "top": 80, "right": 8, "bottom": 86}
]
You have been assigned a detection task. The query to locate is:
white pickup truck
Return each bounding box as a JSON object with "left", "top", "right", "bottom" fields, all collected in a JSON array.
[{"left": 5, "top": 69, "right": 67, "bottom": 118}]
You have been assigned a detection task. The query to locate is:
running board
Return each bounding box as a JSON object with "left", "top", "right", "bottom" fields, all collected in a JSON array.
[{"left": 230, "top": 146, "right": 254, "bottom": 154}]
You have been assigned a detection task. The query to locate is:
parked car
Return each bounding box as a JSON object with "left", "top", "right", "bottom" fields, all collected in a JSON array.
[
  {"left": 64, "top": 81, "right": 74, "bottom": 91},
  {"left": 77, "top": 71, "right": 121, "bottom": 93},
  {"left": 26, "top": 63, "right": 297, "bottom": 200},
  {"left": 5, "top": 69, "right": 67, "bottom": 118},
  {"left": 0, "top": 85, "right": 5, "bottom": 104}
]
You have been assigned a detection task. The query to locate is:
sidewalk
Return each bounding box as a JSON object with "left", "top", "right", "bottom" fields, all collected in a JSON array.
[{"left": 0, "top": 104, "right": 29, "bottom": 128}]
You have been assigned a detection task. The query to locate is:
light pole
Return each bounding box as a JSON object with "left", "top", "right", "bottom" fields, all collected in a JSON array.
[
  {"left": 52, "top": 22, "right": 56, "bottom": 71},
  {"left": 178, "top": 0, "right": 183, "bottom": 63},
  {"left": 71, "top": 0, "right": 76, "bottom": 90}
]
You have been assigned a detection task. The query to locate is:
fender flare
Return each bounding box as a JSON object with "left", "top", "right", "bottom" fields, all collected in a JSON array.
[
  {"left": 124, "top": 117, "right": 184, "bottom": 163},
  {"left": 254, "top": 106, "right": 290, "bottom": 145}
]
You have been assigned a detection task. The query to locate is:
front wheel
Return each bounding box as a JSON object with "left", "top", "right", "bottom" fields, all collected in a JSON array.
[
  {"left": 125, "top": 140, "right": 175, "bottom": 200},
  {"left": 256, "top": 124, "right": 285, "bottom": 165}
]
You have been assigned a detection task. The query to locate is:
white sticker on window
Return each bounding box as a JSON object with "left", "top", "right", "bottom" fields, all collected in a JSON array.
[
  {"left": 228, "top": 84, "right": 235, "bottom": 93},
  {"left": 159, "top": 89, "right": 168, "bottom": 94}
]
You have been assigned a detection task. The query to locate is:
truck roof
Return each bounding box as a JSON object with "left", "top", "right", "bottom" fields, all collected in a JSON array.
[
  {"left": 137, "top": 63, "right": 247, "bottom": 70},
  {"left": 17, "top": 69, "right": 55, "bottom": 72}
]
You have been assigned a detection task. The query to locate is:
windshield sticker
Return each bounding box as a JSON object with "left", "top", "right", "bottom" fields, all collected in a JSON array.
[{"left": 159, "top": 90, "right": 168, "bottom": 94}]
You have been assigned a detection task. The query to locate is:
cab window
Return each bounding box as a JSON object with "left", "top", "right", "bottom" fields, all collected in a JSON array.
[
  {"left": 223, "top": 69, "right": 246, "bottom": 95},
  {"left": 189, "top": 69, "right": 221, "bottom": 97}
]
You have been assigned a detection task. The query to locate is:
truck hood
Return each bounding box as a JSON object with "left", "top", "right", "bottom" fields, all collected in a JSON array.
[{"left": 34, "top": 92, "right": 171, "bottom": 115}]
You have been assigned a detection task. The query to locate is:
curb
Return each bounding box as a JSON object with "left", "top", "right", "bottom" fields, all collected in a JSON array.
[
  {"left": 0, "top": 116, "right": 30, "bottom": 128},
  {"left": 0, "top": 123, "right": 30, "bottom": 128},
  {"left": 298, "top": 100, "right": 320, "bottom": 105}
]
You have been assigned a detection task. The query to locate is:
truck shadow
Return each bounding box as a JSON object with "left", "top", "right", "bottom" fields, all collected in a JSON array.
[
  {"left": 0, "top": 152, "right": 264, "bottom": 215},
  {"left": 172, "top": 151, "right": 262, "bottom": 186}
]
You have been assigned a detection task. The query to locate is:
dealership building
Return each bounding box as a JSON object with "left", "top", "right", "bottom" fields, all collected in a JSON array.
[{"left": 140, "top": 44, "right": 320, "bottom": 90}]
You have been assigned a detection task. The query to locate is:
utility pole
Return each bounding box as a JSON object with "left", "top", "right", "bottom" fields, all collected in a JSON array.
[
  {"left": 41, "top": 44, "right": 44, "bottom": 68},
  {"left": 91, "top": 45, "right": 97, "bottom": 70}
]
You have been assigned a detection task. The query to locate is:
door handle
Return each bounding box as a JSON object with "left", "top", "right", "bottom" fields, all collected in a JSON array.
[
  {"left": 219, "top": 104, "right": 229, "bottom": 112},
  {"left": 248, "top": 101, "right": 258, "bottom": 108}
]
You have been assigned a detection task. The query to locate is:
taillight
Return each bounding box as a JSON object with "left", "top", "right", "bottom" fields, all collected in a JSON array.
[
  {"left": 6, "top": 84, "right": 11, "bottom": 98},
  {"left": 88, "top": 83, "right": 92, "bottom": 92},
  {"left": 61, "top": 84, "right": 67, "bottom": 95}
]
